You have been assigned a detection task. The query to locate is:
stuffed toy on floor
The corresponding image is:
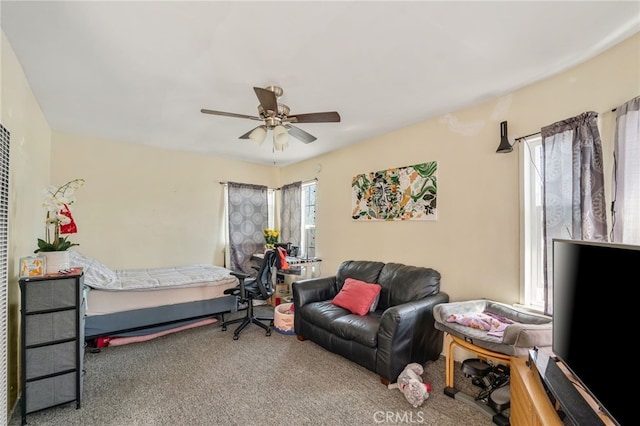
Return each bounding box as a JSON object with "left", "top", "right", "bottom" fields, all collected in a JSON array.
[{"left": 388, "top": 362, "right": 432, "bottom": 408}]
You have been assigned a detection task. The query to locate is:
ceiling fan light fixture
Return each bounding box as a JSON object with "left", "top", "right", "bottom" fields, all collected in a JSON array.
[
  {"left": 201, "top": 85, "right": 340, "bottom": 152},
  {"left": 273, "top": 125, "right": 289, "bottom": 151},
  {"left": 248, "top": 125, "right": 267, "bottom": 145}
]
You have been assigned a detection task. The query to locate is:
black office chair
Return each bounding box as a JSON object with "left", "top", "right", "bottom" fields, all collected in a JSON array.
[{"left": 221, "top": 249, "right": 277, "bottom": 340}]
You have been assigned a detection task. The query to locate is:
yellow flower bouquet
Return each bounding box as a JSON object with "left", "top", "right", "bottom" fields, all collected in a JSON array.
[{"left": 263, "top": 228, "right": 280, "bottom": 249}]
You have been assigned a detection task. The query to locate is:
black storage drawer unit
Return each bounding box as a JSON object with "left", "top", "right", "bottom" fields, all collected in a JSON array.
[{"left": 19, "top": 270, "right": 84, "bottom": 425}]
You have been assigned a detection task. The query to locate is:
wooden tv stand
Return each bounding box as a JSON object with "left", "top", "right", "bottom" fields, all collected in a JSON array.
[
  {"left": 510, "top": 355, "right": 614, "bottom": 426},
  {"left": 510, "top": 356, "right": 562, "bottom": 425}
]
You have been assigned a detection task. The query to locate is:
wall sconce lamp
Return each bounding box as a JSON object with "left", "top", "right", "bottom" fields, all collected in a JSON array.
[
  {"left": 496, "top": 121, "right": 541, "bottom": 153},
  {"left": 496, "top": 121, "right": 514, "bottom": 153}
]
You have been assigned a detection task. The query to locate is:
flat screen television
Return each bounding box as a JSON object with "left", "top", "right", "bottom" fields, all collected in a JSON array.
[{"left": 552, "top": 238, "right": 639, "bottom": 426}]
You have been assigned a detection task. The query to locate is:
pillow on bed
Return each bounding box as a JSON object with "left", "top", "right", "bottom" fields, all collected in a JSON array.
[{"left": 68, "top": 250, "right": 117, "bottom": 288}]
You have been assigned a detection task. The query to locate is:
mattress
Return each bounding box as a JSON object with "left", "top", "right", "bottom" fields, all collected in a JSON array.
[{"left": 85, "top": 281, "right": 236, "bottom": 316}]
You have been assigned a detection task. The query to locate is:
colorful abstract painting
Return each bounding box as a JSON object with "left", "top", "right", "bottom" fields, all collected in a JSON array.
[{"left": 351, "top": 162, "right": 437, "bottom": 221}]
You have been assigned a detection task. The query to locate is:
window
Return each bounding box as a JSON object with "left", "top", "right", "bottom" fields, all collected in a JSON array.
[
  {"left": 267, "top": 188, "right": 275, "bottom": 230},
  {"left": 612, "top": 96, "right": 640, "bottom": 244},
  {"left": 223, "top": 181, "right": 314, "bottom": 261},
  {"left": 301, "top": 181, "right": 316, "bottom": 258},
  {"left": 522, "top": 136, "right": 545, "bottom": 311}
]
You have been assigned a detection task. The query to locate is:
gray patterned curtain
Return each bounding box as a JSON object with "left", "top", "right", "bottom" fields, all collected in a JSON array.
[
  {"left": 228, "top": 182, "right": 268, "bottom": 273},
  {"left": 541, "top": 111, "right": 608, "bottom": 315},
  {"left": 279, "top": 181, "right": 302, "bottom": 249}
]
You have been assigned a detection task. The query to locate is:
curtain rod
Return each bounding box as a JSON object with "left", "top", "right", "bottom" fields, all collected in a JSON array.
[
  {"left": 275, "top": 177, "right": 318, "bottom": 190},
  {"left": 514, "top": 106, "right": 619, "bottom": 143},
  {"left": 514, "top": 131, "right": 541, "bottom": 142},
  {"left": 219, "top": 177, "right": 318, "bottom": 188}
]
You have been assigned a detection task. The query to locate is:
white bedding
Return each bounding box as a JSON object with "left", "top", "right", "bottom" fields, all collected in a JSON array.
[{"left": 69, "top": 250, "right": 238, "bottom": 291}]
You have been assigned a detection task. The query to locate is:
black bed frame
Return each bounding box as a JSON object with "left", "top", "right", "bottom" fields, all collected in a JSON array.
[{"left": 84, "top": 294, "right": 239, "bottom": 341}]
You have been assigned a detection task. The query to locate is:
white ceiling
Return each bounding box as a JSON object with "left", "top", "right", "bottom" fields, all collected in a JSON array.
[{"left": 2, "top": 1, "right": 639, "bottom": 167}]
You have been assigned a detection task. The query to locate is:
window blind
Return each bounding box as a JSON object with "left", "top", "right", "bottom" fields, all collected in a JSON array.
[{"left": 0, "top": 124, "right": 10, "bottom": 425}]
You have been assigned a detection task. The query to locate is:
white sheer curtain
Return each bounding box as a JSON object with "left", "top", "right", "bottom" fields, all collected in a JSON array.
[{"left": 612, "top": 96, "right": 640, "bottom": 245}]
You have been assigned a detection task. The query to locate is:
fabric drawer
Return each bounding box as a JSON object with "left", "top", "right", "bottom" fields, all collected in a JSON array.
[
  {"left": 22, "top": 278, "right": 78, "bottom": 312},
  {"left": 25, "top": 341, "right": 77, "bottom": 380},
  {"left": 25, "top": 372, "right": 77, "bottom": 413},
  {"left": 25, "top": 310, "right": 76, "bottom": 346}
]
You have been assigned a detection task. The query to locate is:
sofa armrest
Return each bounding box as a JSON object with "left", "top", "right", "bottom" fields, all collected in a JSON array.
[
  {"left": 292, "top": 276, "right": 338, "bottom": 308},
  {"left": 376, "top": 292, "right": 450, "bottom": 381}
]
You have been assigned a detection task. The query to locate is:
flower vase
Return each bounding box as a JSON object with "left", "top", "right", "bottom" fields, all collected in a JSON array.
[
  {"left": 43, "top": 251, "right": 70, "bottom": 274},
  {"left": 265, "top": 244, "right": 275, "bottom": 253}
]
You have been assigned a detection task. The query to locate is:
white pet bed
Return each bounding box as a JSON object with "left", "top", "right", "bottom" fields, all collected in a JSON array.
[
  {"left": 433, "top": 299, "right": 552, "bottom": 393},
  {"left": 433, "top": 299, "right": 552, "bottom": 357}
]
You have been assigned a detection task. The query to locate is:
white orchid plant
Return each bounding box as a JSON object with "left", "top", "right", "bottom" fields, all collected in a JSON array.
[{"left": 34, "top": 178, "right": 85, "bottom": 253}]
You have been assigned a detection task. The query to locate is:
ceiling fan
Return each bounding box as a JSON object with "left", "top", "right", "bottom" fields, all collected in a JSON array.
[{"left": 201, "top": 85, "right": 341, "bottom": 151}]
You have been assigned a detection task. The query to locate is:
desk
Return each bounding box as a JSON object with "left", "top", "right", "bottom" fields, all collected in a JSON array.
[
  {"left": 280, "top": 256, "right": 322, "bottom": 278},
  {"left": 252, "top": 254, "right": 322, "bottom": 303},
  {"left": 279, "top": 258, "right": 321, "bottom": 298},
  {"left": 252, "top": 253, "right": 322, "bottom": 279}
]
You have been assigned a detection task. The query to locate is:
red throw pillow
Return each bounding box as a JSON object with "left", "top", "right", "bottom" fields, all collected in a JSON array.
[{"left": 331, "top": 278, "right": 382, "bottom": 316}]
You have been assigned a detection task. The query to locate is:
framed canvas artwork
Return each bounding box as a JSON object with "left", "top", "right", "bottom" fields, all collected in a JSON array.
[{"left": 351, "top": 161, "right": 437, "bottom": 221}]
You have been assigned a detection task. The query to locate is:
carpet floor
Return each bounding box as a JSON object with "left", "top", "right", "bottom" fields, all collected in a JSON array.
[{"left": 11, "top": 306, "right": 503, "bottom": 425}]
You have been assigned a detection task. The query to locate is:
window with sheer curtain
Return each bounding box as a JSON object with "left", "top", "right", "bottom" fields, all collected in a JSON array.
[
  {"left": 276, "top": 180, "right": 317, "bottom": 258},
  {"left": 522, "top": 135, "right": 545, "bottom": 311},
  {"left": 301, "top": 181, "right": 317, "bottom": 258},
  {"left": 523, "top": 103, "right": 640, "bottom": 314},
  {"left": 223, "top": 180, "right": 317, "bottom": 273},
  {"left": 612, "top": 96, "right": 640, "bottom": 245}
]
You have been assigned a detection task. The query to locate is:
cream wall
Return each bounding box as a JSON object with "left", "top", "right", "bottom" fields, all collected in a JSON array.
[
  {"left": 2, "top": 26, "right": 639, "bottom": 420},
  {"left": 51, "top": 132, "right": 279, "bottom": 269},
  {"left": 281, "top": 32, "right": 640, "bottom": 304},
  {"left": 1, "top": 31, "right": 53, "bottom": 415}
]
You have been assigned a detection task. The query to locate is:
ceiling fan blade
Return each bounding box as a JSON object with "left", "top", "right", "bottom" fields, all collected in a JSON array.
[
  {"left": 285, "top": 125, "right": 317, "bottom": 144},
  {"left": 201, "top": 109, "right": 261, "bottom": 121},
  {"left": 253, "top": 87, "right": 278, "bottom": 114},
  {"left": 287, "top": 111, "right": 341, "bottom": 123}
]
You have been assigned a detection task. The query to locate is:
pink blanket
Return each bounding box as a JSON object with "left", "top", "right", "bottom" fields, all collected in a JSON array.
[
  {"left": 446, "top": 311, "right": 514, "bottom": 338},
  {"left": 102, "top": 318, "right": 217, "bottom": 347}
]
